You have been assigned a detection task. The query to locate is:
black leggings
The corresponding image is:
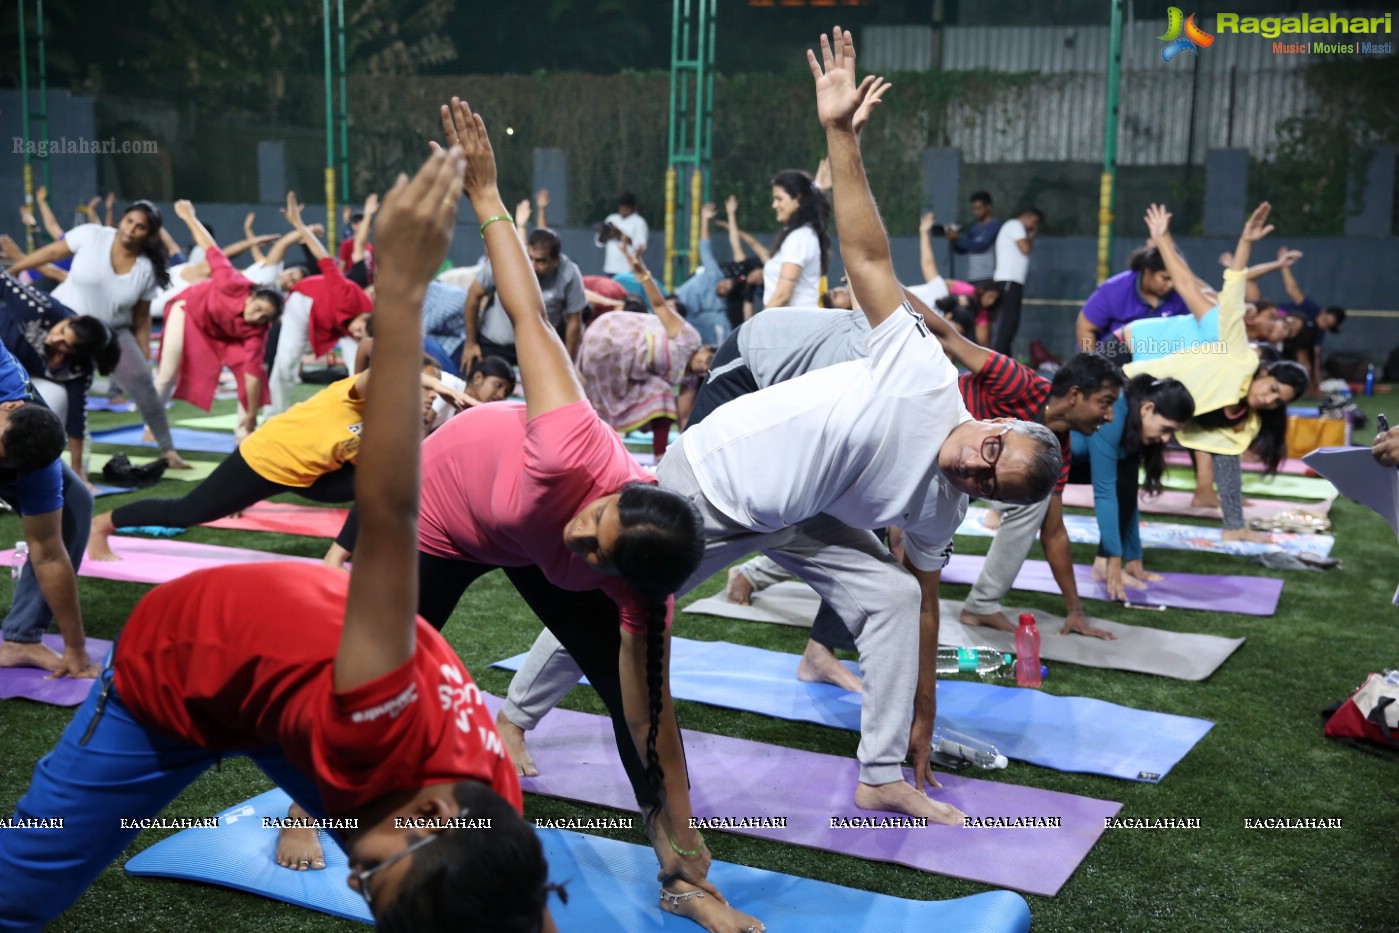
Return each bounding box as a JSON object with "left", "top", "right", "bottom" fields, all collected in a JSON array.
[
  {"left": 416, "top": 552, "right": 665, "bottom": 810},
  {"left": 110, "top": 450, "right": 357, "bottom": 528},
  {"left": 686, "top": 330, "right": 756, "bottom": 429}
]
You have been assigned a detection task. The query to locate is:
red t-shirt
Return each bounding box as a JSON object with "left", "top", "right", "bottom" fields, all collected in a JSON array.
[
  {"left": 291, "top": 257, "right": 373, "bottom": 356},
  {"left": 958, "top": 351, "right": 1071, "bottom": 494},
  {"left": 168, "top": 245, "right": 268, "bottom": 411},
  {"left": 114, "top": 563, "right": 521, "bottom": 817},
  {"left": 418, "top": 399, "right": 668, "bottom": 635}
]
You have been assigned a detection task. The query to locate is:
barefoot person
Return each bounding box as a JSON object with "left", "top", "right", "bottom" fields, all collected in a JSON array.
[
  {"left": 501, "top": 30, "right": 1062, "bottom": 827},
  {"left": 0, "top": 147, "right": 571, "bottom": 933}
]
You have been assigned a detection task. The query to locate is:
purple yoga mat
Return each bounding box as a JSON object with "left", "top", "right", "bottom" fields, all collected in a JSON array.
[
  {"left": 942, "top": 554, "right": 1283, "bottom": 616},
  {"left": 484, "top": 696, "right": 1120, "bottom": 898},
  {"left": 0, "top": 634, "right": 111, "bottom": 706},
  {"left": 0, "top": 538, "right": 321, "bottom": 587}
]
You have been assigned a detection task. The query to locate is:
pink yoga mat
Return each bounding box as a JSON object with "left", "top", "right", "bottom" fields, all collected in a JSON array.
[
  {"left": 1164, "top": 449, "right": 1311, "bottom": 475},
  {"left": 1061, "top": 484, "right": 1333, "bottom": 520},
  {"left": 0, "top": 538, "right": 321, "bottom": 586},
  {"left": 203, "top": 502, "right": 349, "bottom": 539},
  {"left": 942, "top": 554, "right": 1283, "bottom": 616},
  {"left": 0, "top": 634, "right": 111, "bottom": 706},
  {"left": 484, "top": 695, "right": 1121, "bottom": 898}
]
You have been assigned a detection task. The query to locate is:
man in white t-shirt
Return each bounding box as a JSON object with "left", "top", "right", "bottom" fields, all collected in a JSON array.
[
  {"left": 990, "top": 207, "right": 1042, "bottom": 355},
  {"left": 595, "top": 192, "right": 649, "bottom": 276},
  {"left": 498, "top": 29, "right": 1062, "bottom": 826}
]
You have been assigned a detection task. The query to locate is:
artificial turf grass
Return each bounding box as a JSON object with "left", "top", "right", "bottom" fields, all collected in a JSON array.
[{"left": 1, "top": 392, "right": 1395, "bottom": 931}]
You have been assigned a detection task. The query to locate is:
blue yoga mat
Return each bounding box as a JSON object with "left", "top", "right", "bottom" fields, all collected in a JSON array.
[
  {"left": 90, "top": 425, "right": 238, "bottom": 453},
  {"left": 494, "top": 638, "right": 1213, "bottom": 783},
  {"left": 92, "top": 484, "right": 127, "bottom": 498},
  {"left": 125, "top": 789, "right": 1032, "bottom": 931}
]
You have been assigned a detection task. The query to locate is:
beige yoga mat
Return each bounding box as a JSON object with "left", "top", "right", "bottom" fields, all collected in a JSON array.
[
  {"left": 175, "top": 412, "right": 240, "bottom": 431},
  {"left": 1061, "top": 484, "right": 1334, "bottom": 521},
  {"left": 683, "top": 583, "right": 1245, "bottom": 681},
  {"left": 88, "top": 453, "right": 220, "bottom": 483}
]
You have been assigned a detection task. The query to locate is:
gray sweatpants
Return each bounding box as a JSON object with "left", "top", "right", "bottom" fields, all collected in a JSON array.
[
  {"left": 961, "top": 495, "right": 1052, "bottom": 616},
  {"left": 110, "top": 328, "right": 174, "bottom": 453},
  {"left": 503, "top": 435, "right": 922, "bottom": 787}
]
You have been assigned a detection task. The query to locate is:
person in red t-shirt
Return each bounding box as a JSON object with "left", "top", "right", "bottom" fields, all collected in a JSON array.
[
  {"left": 155, "top": 200, "right": 282, "bottom": 441},
  {"left": 0, "top": 149, "right": 565, "bottom": 933}
]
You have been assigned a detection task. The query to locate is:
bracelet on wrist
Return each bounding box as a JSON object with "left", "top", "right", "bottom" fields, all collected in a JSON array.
[
  {"left": 668, "top": 830, "right": 704, "bottom": 858},
  {"left": 479, "top": 214, "right": 513, "bottom": 237},
  {"left": 637, "top": 271, "right": 652, "bottom": 282}
]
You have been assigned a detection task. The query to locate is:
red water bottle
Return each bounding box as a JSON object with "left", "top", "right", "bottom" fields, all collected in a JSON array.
[{"left": 1015, "top": 613, "right": 1042, "bottom": 687}]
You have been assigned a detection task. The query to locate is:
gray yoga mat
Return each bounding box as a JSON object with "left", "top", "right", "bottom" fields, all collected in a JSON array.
[{"left": 683, "top": 583, "right": 1245, "bottom": 681}]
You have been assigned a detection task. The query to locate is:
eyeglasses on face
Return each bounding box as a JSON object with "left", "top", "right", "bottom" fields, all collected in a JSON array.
[{"left": 349, "top": 807, "right": 468, "bottom": 908}]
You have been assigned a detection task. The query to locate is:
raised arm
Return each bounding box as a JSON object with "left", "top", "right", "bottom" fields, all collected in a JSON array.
[
  {"left": 335, "top": 146, "right": 465, "bottom": 693},
  {"left": 351, "top": 193, "right": 378, "bottom": 264},
  {"left": 174, "top": 200, "right": 217, "bottom": 252},
  {"left": 1144, "top": 204, "right": 1213, "bottom": 320},
  {"left": 723, "top": 195, "right": 745, "bottom": 261},
  {"left": 2, "top": 236, "right": 73, "bottom": 276},
  {"left": 436, "top": 97, "right": 584, "bottom": 419},
  {"left": 535, "top": 188, "right": 549, "bottom": 229},
  {"left": 1278, "top": 247, "right": 1307, "bottom": 305},
  {"left": 0, "top": 235, "right": 68, "bottom": 282},
  {"left": 262, "top": 224, "right": 319, "bottom": 267},
  {"left": 244, "top": 212, "right": 266, "bottom": 263},
  {"left": 622, "top": 241, "right": 685, "bottom": 338},
  {"left": 809, "top": 28, "right": 902, "bottom": 327},
  {"left": 103, "top": 193, "right": 116, "bottom": 228},
  {"left": 903, "top": 284, "right": 989, "bottom": 373},
  {"left": 283, "top": 193, "right": 330, "bottom": 262},
  {"left": 35, "top": 187, "right": 66, "bottom": 241},
  {"left": 513, "top": 197, "right": 532, "bottom": 244},
  {"left": 919, "top": 211, "right": 940, "bottom": 282}
]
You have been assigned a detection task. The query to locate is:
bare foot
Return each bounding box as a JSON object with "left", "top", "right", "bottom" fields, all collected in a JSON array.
[
  {"left": 1190, "top": 491, "right": 1220, "bottom": 510},
  {"left": 0, "top": 640, "right": 63, "bottom": 673},
  {"left": 724, "top": 566, "right": 754, "bottom": 605},
  {"left": 274, "top": 803, "right": 326, "bottom": 871},
  {"left": 980, "top": 510, "right": 1003, "bottom": 531},
  {"left": 854, "top": 780, "right": 967, "bottom": 826},
  {"left": 87, "top": 514, "right": 122, "bottom": 562},
  {"left": 496, "top": 708, "right": 539, "bottom": 777},
  {"left": 141, "top": 427, "right": 155, "bottom": 444},
  {"left": 796, "top": 639, "right": 862, "bottom": 692},
  {"left": 660, "top": 881, "right": 765, "bottom": 933},
  {"left": 959, "top": 608, "right": 1015, "bottom": 633},
  {"left": 1222, "top": 527, "right": 1273, "bottom": 544},
  {"left": 161, "top": 450, "right": 193, "bottom": 470}
]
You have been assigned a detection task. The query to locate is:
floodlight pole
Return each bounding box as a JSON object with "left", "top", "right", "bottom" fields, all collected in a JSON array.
[
  {"left": 336, "top": 0, "right": 350, "bottom": 205},
  {"left": 1097, "top": 0, "right": 1124, "bottom": 283},
  {"left": 323, "top": 0, "right": 336, "bottom": 254},
  {"left": 36, "top": 0, "right": 49, "bottom": 194},
  {"left": 18, "top": 1, "right": 33, "bottom": 252}
]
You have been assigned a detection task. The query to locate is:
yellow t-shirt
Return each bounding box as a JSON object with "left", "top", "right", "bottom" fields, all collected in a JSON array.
[{"left": 241, "top": 376, "right": 364, "bottom": 487}]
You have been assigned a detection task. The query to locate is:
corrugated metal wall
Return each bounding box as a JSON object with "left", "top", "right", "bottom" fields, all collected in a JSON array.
[{"left": 862, "top": 18, "right": 1392, "bottom": 165}]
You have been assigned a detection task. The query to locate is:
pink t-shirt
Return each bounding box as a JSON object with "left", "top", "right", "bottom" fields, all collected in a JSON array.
[{"left": 418, "top": 400, "right": 668, "bottom": 635}]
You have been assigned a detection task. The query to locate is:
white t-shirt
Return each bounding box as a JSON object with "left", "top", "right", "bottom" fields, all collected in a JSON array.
[
  {"left": 150, "top": 262, "right": 204, "bottom": 320},
  {"left": 52, "top": 223, "right": 161, "bottom": 328},
  {"left": 429, "top": 371, "right": 468, "bottom": 433},
  {"left": 685, "top": 301, "right": 971, "bottom": 571},
  {"left": 762, "top": 225, "right": 822, "bottom": 310},
  {"left": 905, "top": 276, "right": 950, "bottom": 310},
  {"left": 242, "top": 260, "right": 284, "bottom": 289},
  {"left": 992, "top": 219, "right": 1030, "bottom": 285},
  {"left": 599, "top": 212, "right": 650, "bottom": 275}
]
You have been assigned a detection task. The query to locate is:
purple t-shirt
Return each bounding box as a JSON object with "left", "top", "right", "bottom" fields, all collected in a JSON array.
[{"left": 1081, "top": 269, "right": 1189, "bottom": 338}]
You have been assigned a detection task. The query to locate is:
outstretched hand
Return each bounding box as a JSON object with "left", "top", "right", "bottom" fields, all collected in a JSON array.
[
  {"left": 699, "top": 201, "right": 717, "bottom": 221},
  {"left": 283, "top": 191, "right": 305, "bottom": 228},
  {"left": 806, "top": 26, "right": 878, "bottom": 131},
  {"left": 852, "top": 75, "right": 891, "bottom": 137},
  {"left": 919, "top": 211, "right": 935, "bottom": 234},
  {"left": 374, "top": 147, "right": 466, "bottom": 293},
  {"left": 1144, "top": 203, "right": 1172, "bottom": 241},
  {"left": 431, "top": 97, "right": 498, "bottom": 198},
  {"left": 174, "top": 199, "right": 195, "bottom": 220},
  {"left": 724, "top": 194, "right": 738, "bottom": 216},
  {"left": 1241, "top": 201, "right": 1273, "bottom": 243}
]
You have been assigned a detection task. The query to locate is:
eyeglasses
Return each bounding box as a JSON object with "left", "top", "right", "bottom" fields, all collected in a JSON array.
[
  {"left": 977, "top": 426, "right": 1012, "bottom": 499},
  {"left": 348, "top": 808, "right": 467, "bottom": 909}
]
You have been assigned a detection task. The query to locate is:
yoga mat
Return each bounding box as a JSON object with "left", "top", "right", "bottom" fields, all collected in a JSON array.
[
  {"left": 1061, "top": 484, "right": 1334, "bottom": 521},
  {"left": 91, "top": 425, "right": 239, "bottom": 454},
  {"left": 1159, "top": 466, "right": 1336, "bottom": 501},
  {"left": 125, "top": 789, "right": 1033, "bottom": 931},
  {"left": 204, "top": 502, "right": 349, "bottom": 539},
  {"left": 0, "top": 537, "right": 320, "bottom": 587},
  {"left": 176, "top": 412, "right": 241, "bottom": 431},
  {"left": 1164, "top": 449, "right": 1312, "bottom": 475},
  {"left": 0, "top": 634, "right": 110, "bottom": 706},
  {"left": 88, "top": 453, "right": 219, "bottom": 483},
  {"left": 683, "top": 584, "right": 1245, "bottom": 682},
  {"left": 480, "top": 695, "right": 1119, "bottom": 897},
  {"left": 943, "top": 553, "right": 1284, "bottom": 616},
  {"left": 957, "top": 506, "right": 1335, "bottom": 558},
  {"left": 92, "top": 484, "right": 129, "bottom": 498},
  {"left": 84, "top": 398, "right": 136, "bottom": 412},
  {"left": 493, "top": 639, "right": 1211, "bottom": 783},
  {"left": 623, "top": 427, "right": 679, "bottom": 446}
]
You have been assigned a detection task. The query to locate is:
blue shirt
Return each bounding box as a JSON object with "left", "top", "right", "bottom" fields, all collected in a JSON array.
[
  {"left": 951, "top": 218, "right": 1003, "bottom": 282},
  {"left": 1081, "top": 270, "right": 1190, "bottom": 338},
  {"left": 674, "top": 240, "right": 729, "bottom": 320},
  {"left": 1125, "top": 308, "right": 1220, "bottom": 363},
  {"left": 420, "top": 281, "right": 469, "bottom": 360},
  {"left": 1070, "top": 394, "right": 1141, "bottom": 561},
  {"left": 0, "top": 341, "right": 64, "bottom": 516}
]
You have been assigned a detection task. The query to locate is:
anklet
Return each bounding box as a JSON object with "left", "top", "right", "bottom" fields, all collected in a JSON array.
[{"left": 659, "top": 887, "right": 705, "bottom": 907}]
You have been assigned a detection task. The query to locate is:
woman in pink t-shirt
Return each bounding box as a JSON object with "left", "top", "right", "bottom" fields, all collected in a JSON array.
[{"left": 387, "top": 99, "right": 761, "bottom": 933}]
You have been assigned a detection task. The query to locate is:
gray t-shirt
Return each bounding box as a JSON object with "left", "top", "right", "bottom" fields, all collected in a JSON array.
[
  {"left": 476, "top": 254, "right": 588, "bottom": 347},
  {"left": 735, "top": 307, "right": 871, "bottom": 388}
]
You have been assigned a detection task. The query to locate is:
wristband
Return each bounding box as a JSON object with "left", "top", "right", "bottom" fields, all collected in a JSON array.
[
  {"left": 669, "top": 830, "right": 704, "bottom": 858},
  {"left": 637, "top": 271, "right": 652, "bottom": 282},
  {"left": 479, "top": 215, "right": 513, "bottom": 236}
]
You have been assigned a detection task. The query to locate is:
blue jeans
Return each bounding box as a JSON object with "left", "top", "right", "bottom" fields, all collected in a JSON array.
[
  {"left": 0, "top": 653, "right": 324, "bottom": 931},
  {"left": 1, "top": 462, "right": 93, "bottom": 643}
]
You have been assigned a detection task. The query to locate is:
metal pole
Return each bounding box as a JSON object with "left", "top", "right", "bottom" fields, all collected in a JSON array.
[
  {"left": 689, "top": 167, "right": 702, "bottom": 273},
  {"left": 336, "top": 0, "right": 350, "bottom": 205},
  {"left": 18, "top": 1, "right": 34, "bottom": 252},
  {"left": 36, "top": 0, "right": 49, "bottom": 193},
  {"left": 1097, "top": 0, "right": 1124, "bottom": 284},
  {"left": 664, "top": 166, "right": 677, "bottom": 292},
  {"left": 665, "top": 0, "right": 683, "bottom": 289},
  {"left": 701, "top": 0, "right": 715, "bottom": 204},
  {"left": 323, "top": 0, "right": 336, "bottom": 254}
]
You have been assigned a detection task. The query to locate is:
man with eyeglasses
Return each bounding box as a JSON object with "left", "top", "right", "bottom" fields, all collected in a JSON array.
[
  {"left": 0, "top": 150, "right": 563, "bottom": 933},
  {"left": 498, "top": 29, "right": 1063, "bottom": 829}
]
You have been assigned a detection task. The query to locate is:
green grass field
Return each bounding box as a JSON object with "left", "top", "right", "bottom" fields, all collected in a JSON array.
[{"left": 2, "top": 387, "right": 1395, "bottom": 932}]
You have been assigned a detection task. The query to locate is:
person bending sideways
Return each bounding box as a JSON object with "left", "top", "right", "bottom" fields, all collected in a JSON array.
[
  {"left": 405, "top": 98, "right": 761, "bottom": 933},
  {"left": 0, "top": 147, "right": 572, "bottom": 933},
  {"left": 500, "top": 30, "right": 1061, "bottom": 830},
  {"left": 87, "top": 357, "right": 461, "bottom": 561}
]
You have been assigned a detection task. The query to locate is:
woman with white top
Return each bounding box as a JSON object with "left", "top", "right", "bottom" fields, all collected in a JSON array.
[
  {"left": 755, "top": 169, "right": 830, "bottom": 311},
  {"left": 6, "top": 201, "right": 191, "bottom": 469}
]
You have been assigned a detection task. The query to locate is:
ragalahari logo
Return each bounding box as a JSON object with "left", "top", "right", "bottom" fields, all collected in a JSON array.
[{"left": 1160, "top": 7, "right": 1215, "bottom": 61}]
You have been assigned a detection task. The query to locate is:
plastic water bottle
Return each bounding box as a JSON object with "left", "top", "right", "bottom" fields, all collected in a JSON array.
[
  {"left": 11, "top": 541, "right": 28, "bottom": 580},
  {"left": 937, "top": 646, "right": 1014, "bottom": 677},
  {"left": 932, "top": 725, "right": 1009, "bottom": 769},
  {"left": 1015, "top": 613, "right": 1043, "bottom": 687},
  {"left": 1364, "top": 365, "right": 1376, "bottom": 397}
]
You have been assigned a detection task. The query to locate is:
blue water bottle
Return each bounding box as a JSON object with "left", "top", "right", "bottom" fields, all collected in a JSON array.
[{"left": 1364, "top": 364, "right": 1375, "bottom": 397}]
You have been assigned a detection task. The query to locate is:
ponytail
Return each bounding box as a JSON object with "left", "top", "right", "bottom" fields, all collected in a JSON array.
[
  {"left": 1122, "top": 374, "right": 1194, "bottom": 494},
  {"left": 123, "top": 201, "right": 171, "bottom": 289}
]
